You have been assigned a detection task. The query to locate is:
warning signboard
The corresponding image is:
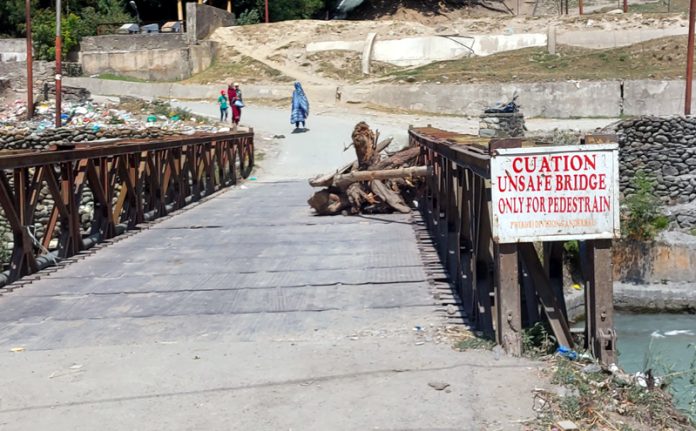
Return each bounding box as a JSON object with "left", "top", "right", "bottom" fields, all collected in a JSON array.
[{"left": 490, "top": 144, "right": 620, "bottom": 243}]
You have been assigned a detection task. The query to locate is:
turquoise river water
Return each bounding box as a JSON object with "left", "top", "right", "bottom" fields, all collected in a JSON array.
[{"left": 615, "top": 313, "right": 696, "bottom": 418}]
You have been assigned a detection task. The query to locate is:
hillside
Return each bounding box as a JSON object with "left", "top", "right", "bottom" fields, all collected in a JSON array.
[{"left": 184, "top": 12, "right": 689, "bottom": 86}]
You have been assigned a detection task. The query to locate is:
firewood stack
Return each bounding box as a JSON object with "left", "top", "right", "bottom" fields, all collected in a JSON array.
[{"left": 307, "top": 122, "right": 427, "bottom": 216}]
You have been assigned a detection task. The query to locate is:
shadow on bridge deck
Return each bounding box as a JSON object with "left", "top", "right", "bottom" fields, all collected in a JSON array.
[{"left": 0, "top": 180, "right": 545, "bottom": 430}]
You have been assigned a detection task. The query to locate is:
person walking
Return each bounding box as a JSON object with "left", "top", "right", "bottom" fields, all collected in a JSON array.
[
  {"left": 228, "top": 82, "right": 243, "bottom": 129},
  {"left": 218, "top": 90, "right": 229, "bottom": 122},
  {"left": 290, "top": 81, "right": 309, "bottom": 132}
]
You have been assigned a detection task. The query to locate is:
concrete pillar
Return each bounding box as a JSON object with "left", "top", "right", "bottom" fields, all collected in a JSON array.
[
  {"left": 547, "top": 25, "right": 556, "bottom": 55},
  {"left": 186, "top": 2, "right": 197, "bottom": 43},
  {"left": 362, "top": 32, "right": 377, "bottom": 75}
]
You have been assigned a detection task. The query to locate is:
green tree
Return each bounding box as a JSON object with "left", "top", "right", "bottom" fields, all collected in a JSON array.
[
  {"left": 31, "top": 9, "right": 85, "bottom": 60},
  {"left": 234, "top": 0, "right": 325, "bottom": 22},
  {"left": 264, "top": 0, "right": 325, "bottom": 20},
  {"left": 0, "top": 0, "right": 32, "bottom": 37},
  {"left": 236, "top": 9, "right": 261, "bottom": 25}
]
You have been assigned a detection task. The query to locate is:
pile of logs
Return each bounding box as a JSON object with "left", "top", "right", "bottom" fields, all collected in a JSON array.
[{"left": 307, "top": 122, "right": 427, "bottom": 215}]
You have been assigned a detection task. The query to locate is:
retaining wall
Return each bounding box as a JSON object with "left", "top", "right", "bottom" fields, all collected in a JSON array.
[
  {"left": 622, "top": 80, "right": 692, "bottom": 117},
  {"left": 557, "top": 27, "right": 688, "bottom": 50},
  {"left": 80, "top": 35, "right": 217, "bottom": 81},
  {"left": 63, "top": 77, "right": 696, "bottom": 119},
  {"left": 344, "top": 81, "right": 622, "bottom": 117},
  {"left": 308, "top": 34, "right": 548, "bottom": 66},
  {"left": 0, "top": 39, "right": 26, "bottom": 62},
  {"left": 63, "top": 77, "right": 305, "bottom": 100}
]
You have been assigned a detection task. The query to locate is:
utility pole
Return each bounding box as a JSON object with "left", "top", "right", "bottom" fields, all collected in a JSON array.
[
  {"left": 686, "top": 0, "right": 696, "bottom": 115},
  {"left": 265, "top": 0, "right": 269, "bottom": 23},
  {"left": 55, "top": 0, "right": 62, "bottom": 128},
  {"left": 25, "top": 0, "right": 33, "bottom": 120}
]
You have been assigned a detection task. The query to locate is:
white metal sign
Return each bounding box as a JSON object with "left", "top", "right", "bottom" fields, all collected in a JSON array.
[{"left": 490, "top": 144, "right": 620, "bottom": 243}]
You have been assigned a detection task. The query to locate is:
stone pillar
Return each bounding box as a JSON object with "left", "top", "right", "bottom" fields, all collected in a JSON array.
[{"left": 479, "top": 112, "right": 525, "bottom": 138}]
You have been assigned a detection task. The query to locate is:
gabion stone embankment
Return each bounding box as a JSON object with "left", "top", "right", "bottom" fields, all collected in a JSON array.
[
  {"left": 617, "top": 116, "right": 696, "bottom": 229},
  {"left": 0, "top": 126, "right": 177, "bottom": 151}
]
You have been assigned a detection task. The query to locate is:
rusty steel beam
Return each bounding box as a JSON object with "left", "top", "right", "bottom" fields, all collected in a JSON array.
[
  {"left": 0, "top": 132, "right": 253, "bottom": 170},
  {"left": 586, "top": 239, "right": 616, "bottom": 365},
  {"left": 0, "top": 132, "right": 254, "bottom": 287}
]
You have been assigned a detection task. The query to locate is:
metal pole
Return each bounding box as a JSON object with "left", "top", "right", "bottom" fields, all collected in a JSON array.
[
  {"left": 686, "top": 0, "right": 696, "bottom": 115},
  {"left": 623, "top": 0, "right": 628, "bottom": 13},
  {"left": 265, "top": 0, "right": 269, "bottom": 23},
  {"left": 25, "top": 0, "right": 33, "bottom": 120},
  {"left": 579, "top": 0, "right": 584, "bottom": 15},
  {"left": 55, "top": 0, "right": 62, "bottom": 128}
]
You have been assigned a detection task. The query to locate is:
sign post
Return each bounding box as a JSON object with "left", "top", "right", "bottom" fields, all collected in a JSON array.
[{"left": 490, "top": 144, "right": 620, "bottom": 244}]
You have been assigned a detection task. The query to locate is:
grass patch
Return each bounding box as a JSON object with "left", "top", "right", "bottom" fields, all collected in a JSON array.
[
  {"left": 454, "top": 333, "right": 496, "bottom": 351},
  {"left": 387, "top": 35, "right": 690, "bottom": 84},
  {"left": 184, "top": 47, "right": 292, "bottom": 85},
  {"left": 307, "top": 51, "right": 399, "bottom": 82}
]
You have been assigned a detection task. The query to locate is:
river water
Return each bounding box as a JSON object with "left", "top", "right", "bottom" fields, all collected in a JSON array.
[{"left": 615, "top": 313, "right": 696, "bottom": 418}]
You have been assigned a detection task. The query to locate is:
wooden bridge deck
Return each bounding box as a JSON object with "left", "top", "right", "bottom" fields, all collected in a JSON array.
[{"left": 0, "top": 180, "right": 541, "bottom": 430}]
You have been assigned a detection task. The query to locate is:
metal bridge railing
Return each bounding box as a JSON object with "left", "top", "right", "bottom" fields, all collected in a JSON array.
[
  {"left": 411, "top": 127, "right": 617, "bottom": 365},
  {"left": 0, "top": 131, "right": 254, "bottom": 286}
]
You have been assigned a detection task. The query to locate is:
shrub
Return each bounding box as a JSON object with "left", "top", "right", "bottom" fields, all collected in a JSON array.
[
  {"left": 236, "top": 8, "right": 261, "bottom": 25},
  {"left": 622, "top": 170, "right": 668, "bottom": 241}
]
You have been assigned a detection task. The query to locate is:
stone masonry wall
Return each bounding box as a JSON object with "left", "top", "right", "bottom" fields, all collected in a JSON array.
[
  {"left": 617, "top": 116, "right": 696, "bottom": 229},
  {"left": 479, "top": 112, "right": 525, "bottom": 138}
]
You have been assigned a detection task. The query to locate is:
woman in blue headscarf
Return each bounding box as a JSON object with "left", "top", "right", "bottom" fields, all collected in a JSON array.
[{"left": 290, "top": 82, "right": 309, "bottom": 131}]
